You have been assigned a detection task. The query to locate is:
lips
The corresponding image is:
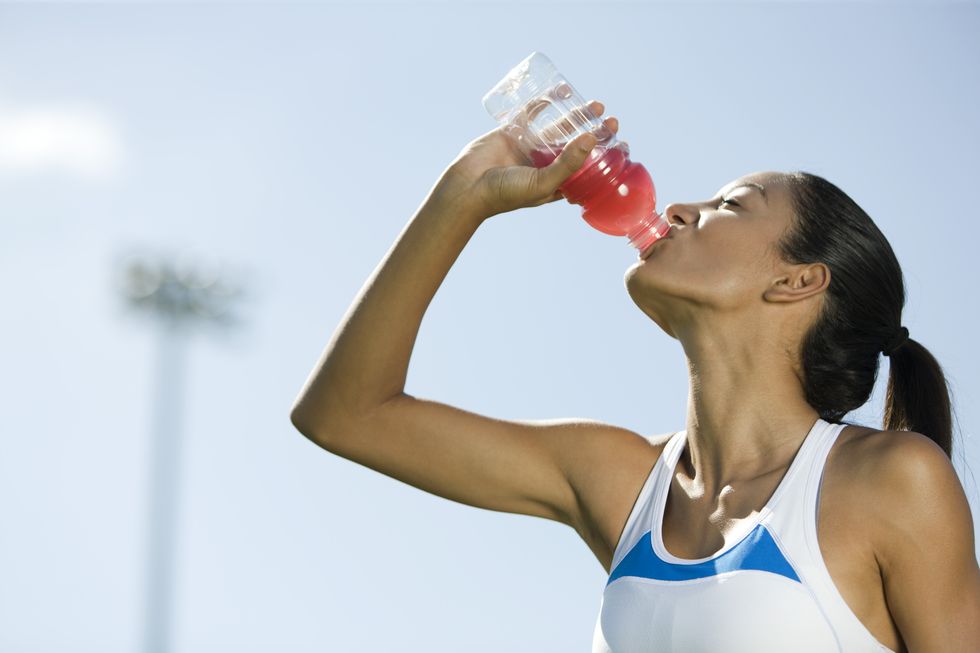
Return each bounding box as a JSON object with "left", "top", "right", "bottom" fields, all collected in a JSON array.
[{"left": 639, "top": 232, "right": 671, "bottom": 260}]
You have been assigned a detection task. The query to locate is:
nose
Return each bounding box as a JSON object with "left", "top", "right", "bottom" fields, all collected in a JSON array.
[{"left": 662, "top": 202, "right": 698, "bottom": 227}]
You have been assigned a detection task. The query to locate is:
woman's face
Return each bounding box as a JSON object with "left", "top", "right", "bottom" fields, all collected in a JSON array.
[{"left": 624, "top": 171, "right": 797, "bottom": 337}]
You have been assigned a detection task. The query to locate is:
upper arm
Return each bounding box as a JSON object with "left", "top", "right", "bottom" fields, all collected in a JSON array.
[
  {"left": 867, "top": 431, "right": 980, "bottom": 652},
  {"left": 292, "top": 390, "right": 651, "bottom": 530}
]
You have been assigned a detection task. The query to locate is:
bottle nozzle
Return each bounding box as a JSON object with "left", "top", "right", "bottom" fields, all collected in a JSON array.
[{"left": 627, "top": 211, "right": 671, "bottom": 253}]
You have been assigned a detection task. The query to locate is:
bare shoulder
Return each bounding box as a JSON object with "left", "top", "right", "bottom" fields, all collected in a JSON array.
[
  {"left": 833, "top": 426, "right": 980, "bottom": 650},
  {"left": 853, "top": 427, "right": 967, "bottom": 521},
  {"left": 561, "top": 425, "right": 675, "bottom": 574},
  {"left": 829, "top": 425, "right": 971, "bottom": 555},
  {"left": 834, "top": 425, "right": 945, "bottom": 464},
  {"left": 833, "top": 427, "right": 957, "bottom": 498}
]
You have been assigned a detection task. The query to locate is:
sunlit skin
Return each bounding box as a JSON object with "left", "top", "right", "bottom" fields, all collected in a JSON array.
[
  {"left": 624, "top": 171, "right": 828, "bottom": 491},
  {"left": 619, "top": 172, "right": 980, "bottom": 652},
  {"left": 294, "top": 93, "right": 980, "bottom": 652}
]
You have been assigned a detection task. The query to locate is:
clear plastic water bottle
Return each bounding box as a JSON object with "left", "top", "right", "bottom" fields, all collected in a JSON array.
[{"left": 482, "top": 51, "right": 671, "bottom": 254}]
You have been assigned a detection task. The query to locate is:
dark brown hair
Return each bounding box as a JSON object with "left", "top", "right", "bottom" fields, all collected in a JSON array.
[{"left": 777, "top": 171, "right": 956, "bottom": 459}]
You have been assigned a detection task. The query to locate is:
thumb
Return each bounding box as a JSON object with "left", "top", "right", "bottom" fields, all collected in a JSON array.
[{"left": 534, "top": 131, "right": 597, "bottom": 193}]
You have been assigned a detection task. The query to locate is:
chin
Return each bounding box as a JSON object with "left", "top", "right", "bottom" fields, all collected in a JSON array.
[
  {"left": 623, "top": 259, "right": 645, "bottom": 284},
  {"left": 623, "top": 259, "right": 661, "bottom": 295},
  {"left": 623, "top": 268, "right": 681, "bottom": 340}
]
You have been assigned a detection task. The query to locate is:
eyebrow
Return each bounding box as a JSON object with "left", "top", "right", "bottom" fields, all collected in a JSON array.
[{"left": 721, "top": 182, "right": 768, "bottom": 205}]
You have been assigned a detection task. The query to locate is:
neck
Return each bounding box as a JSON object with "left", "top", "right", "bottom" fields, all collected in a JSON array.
[{"left": 677, "top": 317, "right": 820, "bottom": 497}]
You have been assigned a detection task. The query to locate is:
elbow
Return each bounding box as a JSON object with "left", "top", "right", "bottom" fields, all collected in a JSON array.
[
  {"left": 289, "top": 400, "right": 352, "bottom": 448},
  {"left": 289, "top": 404, "right": 327, "bottom": 444},
  {"left": 289, "top": 407, "right": 309, "bottom": 435},
  {"left": 289, "top": 393, "right": 394, "bottom": 446}
]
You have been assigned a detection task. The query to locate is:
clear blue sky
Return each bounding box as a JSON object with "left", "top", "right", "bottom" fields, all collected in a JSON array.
[{"left": 1, "top": 2, "right": 977, "bottom": 651}]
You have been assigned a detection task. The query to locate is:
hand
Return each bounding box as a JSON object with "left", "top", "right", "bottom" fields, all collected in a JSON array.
[{"left": 436, "top": 100, "right": 621, "bottom": 219}]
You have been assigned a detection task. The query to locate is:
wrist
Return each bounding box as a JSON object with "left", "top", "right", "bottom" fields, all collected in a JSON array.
[{"left": 429, "top": 167, "right": 491, "bottom": 226}]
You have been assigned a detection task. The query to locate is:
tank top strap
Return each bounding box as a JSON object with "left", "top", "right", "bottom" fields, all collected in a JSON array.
[
  {"left": 800, "top": 419, "right": 849, "bottom": 522},
  {"left": 764, "top": 418, "right": 847, "bottom": 535},
  {"left": 661, "top": 428, "right": 688, "bottom": 470},
  {"left": 608, "top": 429, "right": 687, "bottom": 571}
]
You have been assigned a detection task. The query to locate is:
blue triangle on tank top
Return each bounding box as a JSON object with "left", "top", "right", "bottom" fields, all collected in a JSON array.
[{"left": 607, "top": 522, "right": 801, "bottom": 586}]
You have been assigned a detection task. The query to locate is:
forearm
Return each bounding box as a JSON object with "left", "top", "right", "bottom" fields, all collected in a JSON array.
[{"left": 290, "top": 173, "right": 486, "bottom": 435}]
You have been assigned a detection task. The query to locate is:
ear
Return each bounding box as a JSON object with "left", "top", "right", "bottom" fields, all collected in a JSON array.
[{"left": 763, "top": 261, "right": 830, "bottom": 303}]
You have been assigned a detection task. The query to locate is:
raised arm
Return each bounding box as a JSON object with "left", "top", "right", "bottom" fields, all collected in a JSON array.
[{"left": 289, "top": 103, "right": 655, "bottom": 538}]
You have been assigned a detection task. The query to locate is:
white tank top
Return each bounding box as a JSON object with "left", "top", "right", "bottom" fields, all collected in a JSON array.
[{"left": 591, "top": 417, "right": 897, "bottom": 653}]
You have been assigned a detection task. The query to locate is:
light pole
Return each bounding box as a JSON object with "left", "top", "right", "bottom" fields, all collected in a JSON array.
[{"left": 117, "top": 250, "right": 245, "bottom": 653}]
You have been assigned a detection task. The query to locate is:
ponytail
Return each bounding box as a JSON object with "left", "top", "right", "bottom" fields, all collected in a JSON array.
[{"left": 883, "top": 339, "right": 954, "bottom": 458}]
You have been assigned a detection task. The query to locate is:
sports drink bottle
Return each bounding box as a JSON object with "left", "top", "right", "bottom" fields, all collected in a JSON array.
[{"left": 482, "top": 51, "right": 671, "bottom": 253}]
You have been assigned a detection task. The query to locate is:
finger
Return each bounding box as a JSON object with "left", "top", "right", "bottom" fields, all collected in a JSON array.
[
  {"left": 533, "top": 131, "right": 597, "bottom": 194},
  {"left": 536, "top": 185, "right": 567, "bottom": 206},
  {"left": 593, "top": 116, "right": 618, "bottom": 142},
  {"left": 538, "top": 112, "right": 616, "bottom": 156},
  {"left": 542, "top": 99, "right": 606, "bottom": 142}
]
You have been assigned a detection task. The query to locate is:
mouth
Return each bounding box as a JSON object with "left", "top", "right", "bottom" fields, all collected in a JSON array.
[{"left": 638, "top": 231, "right": 672, "bottom": 260}]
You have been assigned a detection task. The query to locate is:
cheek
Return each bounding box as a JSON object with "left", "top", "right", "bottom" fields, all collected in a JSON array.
[
  {"left": 626, "top": 231, "right": 772, "bottom": 308},
  {"left": 699, "top": 239, "right": 765, "bottom": 287}
]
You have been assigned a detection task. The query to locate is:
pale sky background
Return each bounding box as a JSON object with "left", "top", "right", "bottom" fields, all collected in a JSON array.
[{"left": 1, "top": 1, "right": 978, "bottom": 652}]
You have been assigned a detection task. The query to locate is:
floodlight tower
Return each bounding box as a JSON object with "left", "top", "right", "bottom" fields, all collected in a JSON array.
[{"left": 118, "top": 251, "right": 244, "bottom": 653}]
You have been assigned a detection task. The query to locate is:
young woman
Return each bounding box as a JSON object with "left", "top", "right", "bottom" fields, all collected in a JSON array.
[{"left": 290, "top": 100, "right": 980, "bottom": 652}]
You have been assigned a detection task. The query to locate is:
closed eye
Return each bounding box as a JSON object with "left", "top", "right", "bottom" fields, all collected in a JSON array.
[{"left": 720, "top": 197, "right": 740, "bottom": 208}]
